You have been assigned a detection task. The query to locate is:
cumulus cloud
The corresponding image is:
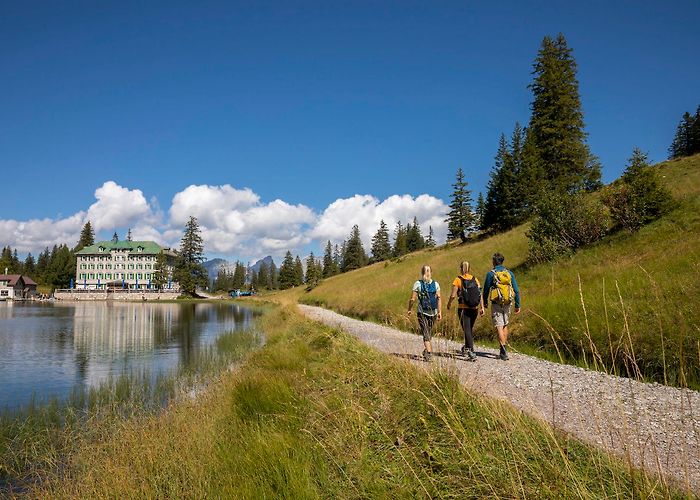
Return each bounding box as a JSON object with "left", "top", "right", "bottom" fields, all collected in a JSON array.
[
  {"left": 0, "top": 180, "right": 448, "bottom": 261},
  {"left": 310, "top": 194, "right": 448, "bottom": 248}
]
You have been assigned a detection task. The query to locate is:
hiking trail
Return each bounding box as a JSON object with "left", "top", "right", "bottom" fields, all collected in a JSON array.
[{"left": 299, "top": 304, "right": 700, "bottom": 493}]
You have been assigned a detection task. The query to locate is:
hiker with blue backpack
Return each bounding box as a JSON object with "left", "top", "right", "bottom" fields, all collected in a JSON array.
[
  {"left": 446, "top": 261, "right": 485, "bottom": 362},
  {"left": 407, "top": 265, "right": 442, "bottom": 361},
  {"left": 483, "top": 252, "right": 521, "bottom": 361}
]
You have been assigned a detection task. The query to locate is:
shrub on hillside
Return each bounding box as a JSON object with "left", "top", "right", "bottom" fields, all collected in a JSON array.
[
  {"left": 601, "top": 149, "right": 672, "bottom": 232},
  {"left": 527, "top": 192, "right": 611, "bottom": 262}
]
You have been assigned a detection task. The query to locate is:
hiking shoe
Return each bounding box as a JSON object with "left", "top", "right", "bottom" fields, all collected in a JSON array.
[
  {"left": 466, "top": 350, "right": 477, "bottom": 362},
  {"left": 499, "top": 351, "right": 510, "bottom": 361},
  {"left": 423, "top": 350, "right": 432, "bottom": 362},
  {"left": 460, "top": 345, "right": 468, "bottom": 356}
]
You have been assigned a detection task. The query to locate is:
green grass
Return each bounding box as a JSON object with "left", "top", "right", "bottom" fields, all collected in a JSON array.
[
  {"left": 23, "top": 307, "right": 682, "bottom": 498},
  {"left": 294, "top": 153, "right": 700, "bottom": 388}
]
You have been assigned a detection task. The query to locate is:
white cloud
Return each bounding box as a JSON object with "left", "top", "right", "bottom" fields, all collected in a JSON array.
[
  {"left": 310, "top": 193, "right": 448, "bottom": 248},
  {"left": 0, "top": 180, "right": 448, "bottom": 262}
]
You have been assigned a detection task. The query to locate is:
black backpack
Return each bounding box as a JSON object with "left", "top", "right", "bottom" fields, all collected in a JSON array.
[{"left": 459, "top": 276, "right": 481, "bottom": 308}]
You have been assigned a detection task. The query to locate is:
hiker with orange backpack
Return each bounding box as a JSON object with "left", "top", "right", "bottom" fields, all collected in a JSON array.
[
  {"left": 483, "top": 252, "right": 521, "bottom": 361},
  {"left": 446, "top": 261, "right": 485, "bottom": 362}
]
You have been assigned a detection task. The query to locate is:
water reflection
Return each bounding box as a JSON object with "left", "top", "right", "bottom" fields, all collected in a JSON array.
[{"left": 0, "top": 301, "right": 257, "bottom": 411}]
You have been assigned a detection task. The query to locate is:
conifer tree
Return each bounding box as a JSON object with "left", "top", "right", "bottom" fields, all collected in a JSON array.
[
  {"left": 483, "top": 134, "right": 519, "bottom": 231},
  {"left": 0, "top": 247, "right": 12, "bottom": 274},
  {"left": 270, "top": 262, "right": 279, "bottom": 289},
  {"left": 112, "top": 232, "right": 119, "bottom": 243},
  {"left": 342, "top": 225, "right": 367, "bottom": 272},
  {"left": 333, "top": 244, "right": 342, "bottom": 271},
  {"left": 76, "top": 221, "right": 95, "bottom": 252},
  {"left": 257, "top": 261, "right": 269, "bottom": 290},
  {"left": 322, "top": 240, "right": 339, "bottom": 277},
  {"left": 23, "top": 253, "right": 36, "bottom": 277},
  {"left": 527, "top": 33, "right": 600, "bottom": 193},
  {"left": 152, "top": 251, "right": 169, "bottom": 290},
  {"left": 305, "top": 252, "right": 321, "bottom": 287},
  {"left": 294, "top": 256, "right": 304, "bottom": 286},
  {"left": 232, "top": 261, "right": 246, "bottom": 289},
  {"left": 406, "top": 217, "right": 425, "bottom": 252},
  {"left": 425, "top": 226, "right": 436, "bottom": 248},
  {"left": 445, "top": 168, "right": 475, "bottom": 241},
  {"left": 370, "top": 220, "right": 392, "bottom": 263},
  {"left": 278, "top": 251, "right": 296, "bottom": 289},
  {"left": 36, "top": 247, "right": 50, "bottom": 283},
  {"left": 669, "top": 108, "right": 700, "bottom": 158},
  {"left": 392, "top": 221, "right": 408, "bottom": 257},
  {"left": 475, "top": 193, "right": 486, "bottom": 230},
  {"left": 173, "top": 216, "right": 208, "bottom": 295},
  {"left": 126, "top": 228, "right": 133, "bottom": 242}
]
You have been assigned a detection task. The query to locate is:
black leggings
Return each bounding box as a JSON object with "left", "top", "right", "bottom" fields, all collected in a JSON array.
[{"left": 458, "top": 308, "right": 478, "bottom": 351}]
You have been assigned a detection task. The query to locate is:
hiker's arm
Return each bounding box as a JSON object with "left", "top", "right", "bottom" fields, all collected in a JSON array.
[
  {"left": 407, "top": 290, "right": 418, "bottom": 315},
  {"left": 511, "top": 271, "right": 521, "bottom": 312},
  {"left": 446, "top": 284, "right": 458, "bottom": 310},
  {"left": 482, "top": 272, "right": 492, "bottom": 306},
  {"left": 479, "top": 292, "right": 485, "bottom": 316},
  {"left": 436, "top": 291, "right": 443, "bottom": 320}
]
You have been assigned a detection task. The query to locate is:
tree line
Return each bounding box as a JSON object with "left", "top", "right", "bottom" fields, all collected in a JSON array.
[
  {"left": 669, "top": 106, "right": 700, "bottom": 159},
  {"left": 443, "top": 33, "right": 672, "bottom": 262}
]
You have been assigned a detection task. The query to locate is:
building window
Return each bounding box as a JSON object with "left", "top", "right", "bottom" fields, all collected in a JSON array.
[
  {"left": 128, "top": 273, "right": 134, "bottom": 279},
  {"left": 98, "top": 273, "right": 103, "bottom": 279},
  {"left": 89, "top": 273, "right": 95, "bottom": 279}
]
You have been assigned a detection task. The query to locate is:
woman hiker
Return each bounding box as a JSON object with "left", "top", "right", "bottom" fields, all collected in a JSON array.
[
  {"left": 407, "top": 265, "right": 442, "bottom": 361},
  {"left": 446, "top": 261, "right": 485, "bottom": 362}
]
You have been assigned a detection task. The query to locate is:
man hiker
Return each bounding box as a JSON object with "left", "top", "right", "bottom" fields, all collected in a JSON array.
[{"left": 483, "top": 252, "right": 520, "bottom": 361}]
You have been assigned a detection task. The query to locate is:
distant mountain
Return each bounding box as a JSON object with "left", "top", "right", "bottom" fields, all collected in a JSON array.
[
  {"left": 203, "top": 256, "right": 276, "bottom": 285},
  {"left": 250, "top": 256, "right": 275, "bottom": 273}
]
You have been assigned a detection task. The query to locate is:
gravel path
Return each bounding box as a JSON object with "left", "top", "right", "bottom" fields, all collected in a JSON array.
[{"left": 299, "top": 304, "right": 700, "bottom": 493}]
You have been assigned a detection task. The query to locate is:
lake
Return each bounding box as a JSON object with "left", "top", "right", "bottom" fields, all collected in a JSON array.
[{"left": 0, "top": 301, "right": 257, "bottom": 411}]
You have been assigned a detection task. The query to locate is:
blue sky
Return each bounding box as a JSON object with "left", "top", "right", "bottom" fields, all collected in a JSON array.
[{"left": 2, "top": 1, "right": 699, "bottom": 261}]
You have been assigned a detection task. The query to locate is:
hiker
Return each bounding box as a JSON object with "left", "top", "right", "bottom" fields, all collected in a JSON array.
[
  {"left": 483, "top": 252, "right": 521, "bottom": 361},
  {"left": 407, "top": 265, "right": 442, "bottom": 361},
  {"left": 446, "top": 261, "right": 485, "bottom": 362}
]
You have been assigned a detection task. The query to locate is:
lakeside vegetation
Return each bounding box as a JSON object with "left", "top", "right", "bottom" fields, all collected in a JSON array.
[
  {"left": 296, "top": 154, "right": 700, "bottom": 388},
  {"left": 0, "top": 324, "right": 262, "bottom": 494},
  {"left": 12, "top": 306, "right": 679, "bottom": 498}
]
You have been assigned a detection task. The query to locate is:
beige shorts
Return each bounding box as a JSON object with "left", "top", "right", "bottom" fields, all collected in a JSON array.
[{"left": 491, "top": 302, "right": 511, "bottom": 328}]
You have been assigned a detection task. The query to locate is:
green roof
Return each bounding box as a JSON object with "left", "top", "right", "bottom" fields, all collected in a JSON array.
[{"left": 75, "top": 240, "right": 166, "bottom": 255}]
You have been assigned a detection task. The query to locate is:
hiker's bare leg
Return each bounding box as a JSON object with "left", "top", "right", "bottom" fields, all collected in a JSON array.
[
  {"left": 496, "top": 325, "right": 507, "bottom": 347},
  {"left": 424, "top": 340, "right": 432, "bottom": 353}
]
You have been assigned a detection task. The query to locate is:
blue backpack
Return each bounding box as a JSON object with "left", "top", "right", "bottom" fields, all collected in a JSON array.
[{"left": 418, "top": 280, "right": 438, "bottom": 312}]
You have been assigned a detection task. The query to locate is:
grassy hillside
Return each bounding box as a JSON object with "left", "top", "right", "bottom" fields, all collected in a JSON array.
[
  {"left": 296, "top": 153, "right": 700, "bottom": 388},
  {"left": 30, "top": 307, "right": 677, "bottom": 498}
]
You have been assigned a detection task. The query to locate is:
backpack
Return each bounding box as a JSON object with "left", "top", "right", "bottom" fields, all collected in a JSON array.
[
  {"left": 459, "top": 276, "right": 481, "bottom": 308},
  {"left": 418, "top": 280, "right": 438, "bottom": 312},
  {"left": 488, "top": 268, "right": 514, "bottom": 305}
]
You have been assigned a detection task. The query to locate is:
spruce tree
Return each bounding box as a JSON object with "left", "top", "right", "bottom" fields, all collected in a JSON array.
[
  {"left": 293, "top": 256, "right": 304, "bottom": 286},
  {"left": 76, "top": 221, "right": 95, "bottom": 252},
  {"left": 305, "top": 253, "right": 320, "bottom": 287},
  {"left": 173, "top": 216, "right": 208, "bottom": 295},
  {"left": 342, "top": 225, "right": 367, "bottom": 272},
  {"left": 36, "top": 247, "right": 50, "bottom": 284},
  {"left": 257, "top": 262, "right": 269, "bottom": 289},
  {"left": 322, "top": 240, "right": 339, "bottom": 277},
  {"left": 425, "top": 226, "right": 436, "bottom": 248},
  {"left": 445, "top": 167, "right": 474, "bottom": 241},
  {"left": 483, "top": 134, "right": 518, "bottom": 231},
  {"left": 0, "top": 247, "right": 12, "bottom": 274},
  {"left": 392, "top": 221, "right": 408, "bottom": 257},
  {"left": 23, "top": 253, "right": 36, "bottom": 277},
  {"left": 406, "top": 217, "right": 425, "bottom": 252},
  {"left": 112, "top": 232, "right": 119, "bottom": 243},
  {"left": 528, "top": 33, "right": 600, "bottom": 193},
  {"left": 370, "top": 220, "right": 392, "bottom": 262},
  {"left": 333, "top": 244, "right": 342, "bottom": 271},
  {"left": 278, "top": 251, "right": 296, "bottom": 289},
  {"left": 270, "top": 262, "right": 279, "bottom": 289},
  {"left": 126, "top": 228, "right": 133, "bottom": 242},
  {"left": 152, "top": 251, "right": 168, "bottom": 290},
  {"left": 232, "top": 261, "right": 246, "bottom": 289},
  {"left": 475, "top": 193, "right": 486, "bottom": 230}
]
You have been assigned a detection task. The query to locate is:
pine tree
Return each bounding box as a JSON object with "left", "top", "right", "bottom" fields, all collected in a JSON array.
[
  {"left": 370, "top": 220, "right": 392, "bottom": 263},
  {"left": 75, "top": 221, "right": 95, "bottom": 252},
  {"left": 669, "top": 108, "right": 700, "bottom": 158},
  {"left": 294, "top": 256, "right": 304, "bottom": 286},
  {"left": 425, "top": 226, "right": 436, "bottom": 248},
  {"left": 342, "top": 225, "right": 367, "bottom": 272},
  {"left": 392, "top": 221, "right": 407, "bottom": 257},
  {"left": 232, "top": 261, "right": 246, "bottom": 289},
  {"left": 278, "top": 251, "right": 296, "bottom": 289},
  {"left": 406, "top": 217, "right": 425, "bottom": 252},
  {"left": 475, "top": 193, "right": 486, "bottom": 230},
  {"left": 445, "top": 167, "right": 474, "bottom": 241},
  {"left": 305, "top": 253, "right": 321, "bottom": 287},
  {"left": 257, "top": 262, "right": 269, "bottom": 290},
  {"left": 270, "top": 262, "right": 279, "bottom": 289},
  {"left": 250, "top": 269, "right": 258, "bottom": 291},
  {"left": 483, "top": 134, "right": 519, "bottom": 231},
  {"left": 333, "top": 244, "right": 342, "bottom": 271},
  {"left": 528, "top": 33, "right": 600, "bottom": 193},
  {"left": 36, "top": 247, "right": 50, "bottom": 283},
  {"left": 152, "top": 251, "right": 169, "bottom": 290},
  {"left": 0, "top": 247, "right": 12, "bottom": 274},
  {"left": 112, "top": 232, "right": 119, "bottom": 243},
  {"left": 693, "top": 106, "right": 700, "bottom": 155},
  {"left": 322, "top": 241, "right": 339, "bottom": 277},
  {"left": 23, "top": 253, "right": 36, "bottom": 277},
  {"left": 126, "top": 228, "right": 133, "bottom": 242},
  {"left": 173, "top": 216, "right": 208, "bottom": 295}
]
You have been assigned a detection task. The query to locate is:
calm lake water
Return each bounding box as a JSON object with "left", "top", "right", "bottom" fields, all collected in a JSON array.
[{"left": 0, "top": 301, "right": 257, "bottom": 411}]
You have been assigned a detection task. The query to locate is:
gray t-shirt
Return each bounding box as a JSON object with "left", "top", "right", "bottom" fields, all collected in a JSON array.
[{"left": 413, "top": 280, "right": 440, "bottom": 316}]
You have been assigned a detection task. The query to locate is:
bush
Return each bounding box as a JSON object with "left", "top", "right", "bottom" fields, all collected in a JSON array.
[
  {"left": 601, "top": 149, "right": 672, "bottom": 232},
  {"left": 527, "top": 192, "right": 611, "bottom": 262}
]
